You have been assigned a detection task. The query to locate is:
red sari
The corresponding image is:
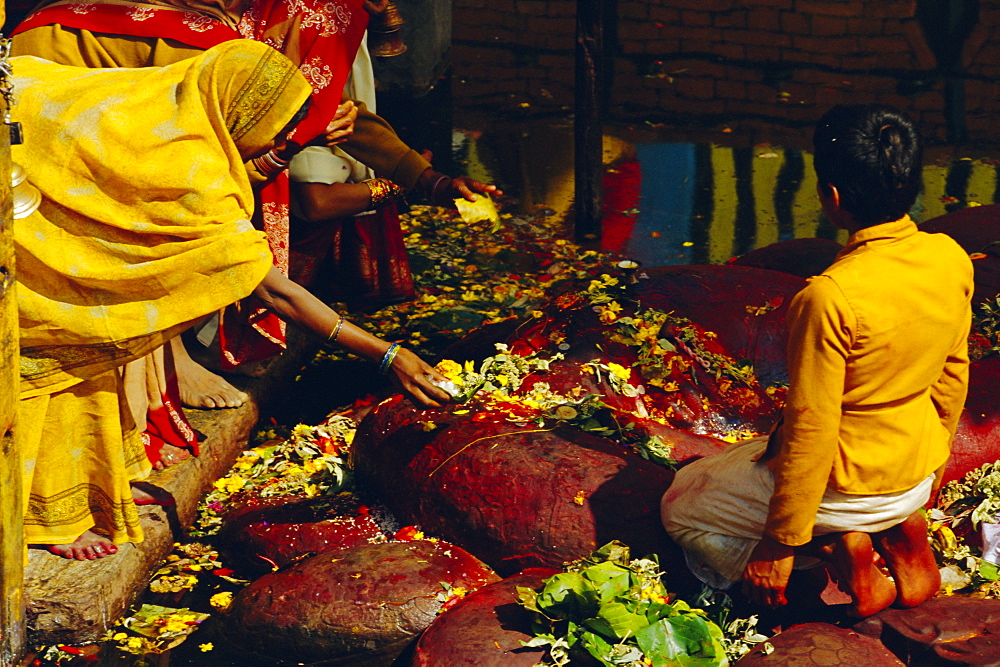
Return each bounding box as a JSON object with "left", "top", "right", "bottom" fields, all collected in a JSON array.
[{"left": 14, "top": 0, "right": 369, "bottom": 368}]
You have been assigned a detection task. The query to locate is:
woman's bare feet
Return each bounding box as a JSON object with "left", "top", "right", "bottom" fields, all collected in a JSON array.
[
  {"left": 171, "top": 337, "right": 248, "bottom": 409},
  {"left": 152, "top": 443, "right": 192, "bottom": 471},
  {"left": 873, "top": 511, "right": 941, "bottom": 608},
  {"left": 45, "top": 530, "right": 118, "bottom": 560},
  {"left": 827, "top": 531, "right": 897, "bottom": 617},
  {"left": 131, "top": 481, "right": 176, "bottom": 507}
]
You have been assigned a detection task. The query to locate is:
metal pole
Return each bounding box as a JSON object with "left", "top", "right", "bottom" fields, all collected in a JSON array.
[
  {"left": 0, "top": 14, "right": 27, "bottom": 661},
  {"left": 574, "top": 0, "right": 604, "bottom": 243}
]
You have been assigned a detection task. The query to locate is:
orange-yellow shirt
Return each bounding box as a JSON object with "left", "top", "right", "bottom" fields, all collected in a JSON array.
[{"left": 764, "top": 216, "right": 973, "bottom": 546}]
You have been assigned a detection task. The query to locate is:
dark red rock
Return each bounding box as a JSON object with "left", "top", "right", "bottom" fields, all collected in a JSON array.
[
  {"left": 940, "top": 355, "right": 1000, "bottom": 488},
  {"left": 731, "top": 237, "right": 843, "bottom": 278},
  {"left": 412, "top": 567, "right": 560, "bottom": 666},
  {"left": 736, "top": 622, "right": 903, "bottom": 665},
  {"left": 635, "top": 265, "right": 804, "bottom": 386},
  {"left": 854, "top": 597, "right": 1000, "bottom": 665},
  {"left": 220, "top": 540, "right": 500, "bottom": 665},
  {"left": 220, "top": 493, "right": 386, "bottom": 576},
  {"left": 502, "top": 267, "right": 794, "bottom": 440},
  {"left": 353, "top": 397, "right": 675, "bottom": 575}
]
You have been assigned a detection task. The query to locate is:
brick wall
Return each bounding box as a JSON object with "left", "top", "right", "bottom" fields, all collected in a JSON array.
[{"left": 452, "top": 0, "right": 1000, "bottom": 146}]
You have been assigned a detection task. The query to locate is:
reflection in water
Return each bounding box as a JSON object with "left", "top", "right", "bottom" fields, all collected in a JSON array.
[{"left": 458, "top": 123, "right": 1000, "bottom": 268}]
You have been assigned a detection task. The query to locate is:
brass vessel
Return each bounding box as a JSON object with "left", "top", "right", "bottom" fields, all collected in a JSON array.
[
  {"left": 368, "top": 1, "right": 407, "bottom": 57},
  {"left": 11, "top": 162, "right": 40, "bottom": 219}
]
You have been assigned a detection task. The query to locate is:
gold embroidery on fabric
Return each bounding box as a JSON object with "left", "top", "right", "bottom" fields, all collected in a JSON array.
[
  {"left": 226, "top": 49, "right": 297, "bottom": 143},
  {"left": 20, "top": 338, "right": 154, "bottom": 382},
  {"left": 123, "top": 427, "right": 148, "bottom": 471},
  {"left": 25, "top": 483, "right": 140, "bottom": 531}
]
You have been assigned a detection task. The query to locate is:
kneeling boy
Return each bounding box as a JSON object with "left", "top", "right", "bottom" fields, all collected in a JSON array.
[{"left": 662, "top": 104, "right": 973, "bottom": 616}]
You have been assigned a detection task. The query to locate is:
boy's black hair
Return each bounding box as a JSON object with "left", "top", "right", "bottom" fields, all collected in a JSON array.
[{"left": 813, "top": 104, "right": 922, "bottom": 227}]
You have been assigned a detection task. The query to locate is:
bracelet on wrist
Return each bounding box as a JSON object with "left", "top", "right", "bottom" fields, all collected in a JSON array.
[
  {"left": 251, "top": 148, "right": 290, "bottom": 177},
  {"left": 428, "top": 174, "right": 449, "bottom": 203},
  {"left": 327, "top": 316, "right": 345, "bottom": 344},
  {"left": 379, "top": 342, "right": 401, "bottom": 374},
  {"left": 364, "top": 178, "right": 405, "bottom": 208}
]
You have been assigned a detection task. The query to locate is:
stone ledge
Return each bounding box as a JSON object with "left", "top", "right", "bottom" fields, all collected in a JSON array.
[{"left": 23, "top": 335, "right": 311, "bottom": 645}]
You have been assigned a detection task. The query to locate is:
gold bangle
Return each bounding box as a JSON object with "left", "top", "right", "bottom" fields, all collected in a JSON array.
[
  {"left": 327, "top": 316, "right": 345, "bottom": 344},
  {"left": 365, "top": 178, "right": 404, "bottom": 208}
]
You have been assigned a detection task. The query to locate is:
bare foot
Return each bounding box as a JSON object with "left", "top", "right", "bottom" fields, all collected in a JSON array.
[
  {"left": 45, "top": 530, "right": 118, "bottom": 560},
  {"left": 171, "top": 337, "right": 248, "bottom": 409},
  {"left": 152, "top": 443, "right": 192, "bottom": 471},
  {"left": 873, "top": 511, "right": 941, "bottom": 608},
  {"left": 131, "top": 481, "right": 176, "bottom": 507},
  {"left": 827, "top": 531, "right": 897, "bottom": 617}
]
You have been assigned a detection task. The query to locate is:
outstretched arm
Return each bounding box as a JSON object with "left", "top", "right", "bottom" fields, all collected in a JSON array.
[{"left": 253, "top": 266, "right": 450, "bottom": 408}]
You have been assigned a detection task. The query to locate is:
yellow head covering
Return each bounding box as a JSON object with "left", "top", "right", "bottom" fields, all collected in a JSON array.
[{"left": 12, "top": 40, "right": 311, "bottom": 391}]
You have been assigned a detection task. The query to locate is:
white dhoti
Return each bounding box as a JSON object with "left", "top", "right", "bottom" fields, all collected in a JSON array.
[{"left": 660, "top": 436, "right": 934, "bottom": 589}]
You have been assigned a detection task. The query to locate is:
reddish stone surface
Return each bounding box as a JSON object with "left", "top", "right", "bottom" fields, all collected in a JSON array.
[
  {"left": 220, "top": 493, "right": 386, "bottom": 576},
  {"left": 635, "top": 265, "right": 803, "bottom": 386},
  {"left": 412, "top": 567, "right": 560, "bottom": 666},
  {"left": 505, "top": 265, "right": 797, "bottom": 437},
  {"left": 736, "top": 623, "right": 903, "bottom": 665},
  {"left": 940, "top": 355, "right": 1000, "bottom": 487},
  {"left": 731, "top": 237, "right": 843, "bottom": 278},
  {"left": 220, "top": 540, "right": 500, "bottom": 665},
  {"left": 353, "top": 397, "right": 675, "bottom": 574},
  {"left": 854, "top": 597, "right": 1000, "bottom": 665}
]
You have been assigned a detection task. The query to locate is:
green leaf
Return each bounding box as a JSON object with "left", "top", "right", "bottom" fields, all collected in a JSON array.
[
  {"left": 587, "top": 600, "right": 650, "bottom": 640},
  {"left": 537, "top": 572, "right": 600, "bottom": 620},
  {"left": 635, "top": 614, "right": 727, "bottom": 666},
  {"left": 515, "top": 586, "right": 543, "bottom": 615},
  {"left": 980, "top": 559, "right": 1000, "bottom": 581},
  {"left": 578, "top": 630, "right": 616, "bottom": 666},
  {"left": 582, "top": 561, "right": 634, "bottom": 603}
]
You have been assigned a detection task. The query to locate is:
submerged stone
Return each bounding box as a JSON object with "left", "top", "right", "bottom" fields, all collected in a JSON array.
[
  {"left": 219, "top": 539, "right": 500, "bottom": 665},
  {"left": 220, "top": 492, "right": 386, "bottom": 576}
]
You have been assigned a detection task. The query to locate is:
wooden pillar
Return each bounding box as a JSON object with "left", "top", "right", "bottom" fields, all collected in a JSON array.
[
  {"left": 574, "top": 0, "right": 604, "bottom": 243},
  {"left": 0, "top": 13, "right": 28, "bottom": 663}
]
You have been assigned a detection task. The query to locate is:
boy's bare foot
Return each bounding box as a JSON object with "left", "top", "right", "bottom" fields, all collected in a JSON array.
[
  {"left": 171, "top": 337, "right": 248, "bottom": 409},
  {"left": 873, "top": 511, "right": 941, "bottom": 608},
  {"left": 827, "top": 531, "right": 897, "bottom": 617},
  {"left": 131, "top": 481, "right": 176, "bottom": 507},
  {"left": 45, "top": 530, "right": 118, "bottom": 560},
  {"left": 152, "top": 443, "right": 192, "bottom": 471}
]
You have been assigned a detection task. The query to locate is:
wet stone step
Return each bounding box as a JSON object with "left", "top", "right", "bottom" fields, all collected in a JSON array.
[{"left": 23, "top": 334, "right": 311, "bottom": 645}]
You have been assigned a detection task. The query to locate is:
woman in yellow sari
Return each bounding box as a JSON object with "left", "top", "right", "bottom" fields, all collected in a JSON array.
[{"left": 14, "top": 39, "right": 449, "bottom": 559}]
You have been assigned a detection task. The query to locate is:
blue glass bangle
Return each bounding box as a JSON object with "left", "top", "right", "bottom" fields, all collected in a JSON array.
[{"left": 379, "top": 342, "right": 401, "bottom": 374}]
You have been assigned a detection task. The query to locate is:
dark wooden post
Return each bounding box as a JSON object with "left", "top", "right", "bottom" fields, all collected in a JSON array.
[
  {"left": 0, "top": 11, "right": 28, "bottom": 663},
  {"left": 574, "top": 0, "right": 604, "bottom": 243}
]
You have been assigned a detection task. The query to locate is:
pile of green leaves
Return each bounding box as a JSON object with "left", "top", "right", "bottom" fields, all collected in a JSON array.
[
  {"left": 517, "top": 542, "right": 728, "bottom": 666},
  {"left": 931, "top": 461, "right": 1000, "bottom": 594}
]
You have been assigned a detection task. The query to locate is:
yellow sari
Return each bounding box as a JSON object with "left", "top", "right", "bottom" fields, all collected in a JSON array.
[{"left": 13, "top": 40, "right": 311, "bottom": 545}]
